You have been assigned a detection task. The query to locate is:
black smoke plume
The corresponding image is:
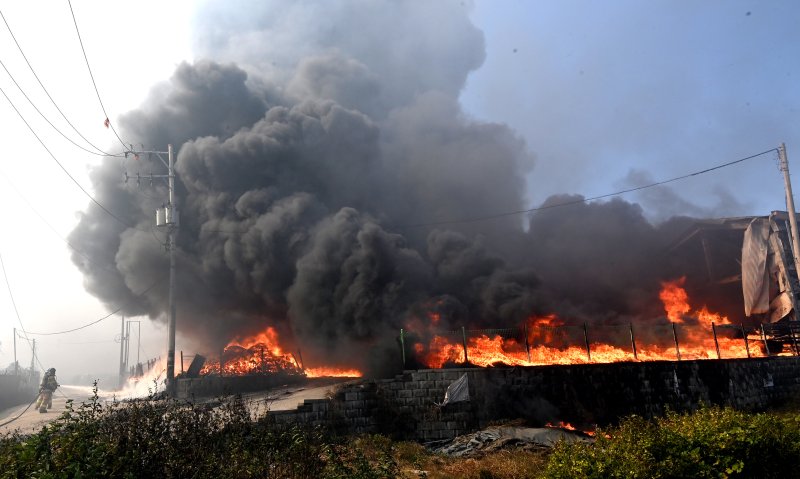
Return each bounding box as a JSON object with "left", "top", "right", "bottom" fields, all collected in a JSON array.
[{"left": 69, "top": 1, "right": 712, "bottom": 376}]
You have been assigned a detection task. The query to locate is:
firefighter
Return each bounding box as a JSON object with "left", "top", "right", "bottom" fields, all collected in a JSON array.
[{"left": 35, "top": 368, "right": 59, "bottom": 413}]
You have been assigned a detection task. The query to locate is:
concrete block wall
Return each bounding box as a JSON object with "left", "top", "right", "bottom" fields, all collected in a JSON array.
[{"left": 266, "top": 357, "right": 800, "bottom": 441}]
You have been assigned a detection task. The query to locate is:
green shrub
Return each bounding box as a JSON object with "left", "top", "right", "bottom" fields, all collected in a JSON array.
[
  {"left": 0, "top": 384, "right": 396, "bottom": 479},
  {"left": 544, "top": 406, "right": 800, "bottom": 479}
]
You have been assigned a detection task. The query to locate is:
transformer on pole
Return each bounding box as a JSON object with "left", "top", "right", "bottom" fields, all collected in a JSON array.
[{"left": 125, "top": 144, "right": 178, "bottom": 392}]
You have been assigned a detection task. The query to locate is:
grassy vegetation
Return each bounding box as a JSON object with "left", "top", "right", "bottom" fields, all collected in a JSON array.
[
  {"left": 0, "top": 385, "right": 397, "bottom": 479},
  {"left": 3, "top": 388, "right": 800, "bottom": 478},
  {"left": 545, "top": 406, "right": 800, "bottom": 479}
]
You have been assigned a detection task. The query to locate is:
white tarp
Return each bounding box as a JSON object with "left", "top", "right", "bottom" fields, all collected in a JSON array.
[
  {"left": 742, "top": 218, "right": 771, "bottom": 316},
  {"left": 441, "top": 373, "right": 469, "bottom": 406}
]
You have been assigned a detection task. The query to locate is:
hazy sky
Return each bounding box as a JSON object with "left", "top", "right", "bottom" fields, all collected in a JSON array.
[{"left": 0, "top": 0, "right": 798, "bottom": 383}]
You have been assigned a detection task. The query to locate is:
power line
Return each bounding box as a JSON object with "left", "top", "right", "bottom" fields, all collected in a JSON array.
[
  {"left": 397, "top": 147, "right": 780, "bottom": 229},
  {"left": 66, "top": 0, "right": 129, "bottom": 151},
  {"left": 0, "top": 82, "right": 147, "bottom": 232},
  {"left": 12, "top": 277, "right": 162, "bottom": 336},
  {"left": 0, "top": 55, "right": 121, "bottom": 157},
  {"left": 0, "top": 252, "right": 35, "bottom": 356},
  {"left": 0, "top": 169, "right": 120, "bottom": 274},
  {"left": 0, "top": 9, "right": 121, "bottom": 157}
]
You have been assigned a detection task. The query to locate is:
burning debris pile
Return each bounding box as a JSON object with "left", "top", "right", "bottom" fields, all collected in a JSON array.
[
  {"left": 198, "top": 327, "right": 362, "bottom": 378},
  {"left": 67, "top": 2, "right": 779, "bottom": 377}
]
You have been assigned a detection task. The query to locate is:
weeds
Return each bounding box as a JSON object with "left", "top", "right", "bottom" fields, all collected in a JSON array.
[
  {"left": 0, "top": 382, "right": 395, "bottom": 479},
  {"left": 544, "top": 405, "right": 800, "bottom": 479}
]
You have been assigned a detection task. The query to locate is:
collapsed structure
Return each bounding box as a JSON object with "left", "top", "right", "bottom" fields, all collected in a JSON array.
[{"left": 673, "top": 211, "right": 800, "bottom": 344}]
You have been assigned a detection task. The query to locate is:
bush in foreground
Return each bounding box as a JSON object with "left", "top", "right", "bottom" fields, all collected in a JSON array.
[
  {"left": 544, "top": 406, "right": 800, "bottom": 479},
  {"left": 0, "top": 386, "right": 395, "bottom": 479}
]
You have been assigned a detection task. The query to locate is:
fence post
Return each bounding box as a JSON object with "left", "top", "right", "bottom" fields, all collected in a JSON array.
[
  {"left": 524, "top": 322, "right": 532, "bottom": 362},
  {"left": 761, "top": 324, "right": 771, "bottom": 356},
  {"left": 672, "top": 322, "right": 682, "bottom": 361},
  {"left": 399, "top": 329, "right": 406, "bottom": 369},
  {"left": 180, "top": 350, "right": 184, "bottom": 373},
  {"left": 740, "top": 323, "right": 751, "bottom": 358},
  {"left": 711, "top": 322, "right": 721, "bottom": 359},
  {"left": 461, "top": 326, "right": 469, "bottom": 365},
  {"left": 629, "top": 323, "right": 638, "bottom": 360},
  {"left": 583, "top": 322, "right": 591, "bottom": 361},
  {"left": 298, "top": 349, "right": 305, "bottom": 371}
]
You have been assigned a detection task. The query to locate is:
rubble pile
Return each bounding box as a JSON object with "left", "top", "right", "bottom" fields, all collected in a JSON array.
[{"left": 433, "top": 426, "right": 593, "bottom": 457}]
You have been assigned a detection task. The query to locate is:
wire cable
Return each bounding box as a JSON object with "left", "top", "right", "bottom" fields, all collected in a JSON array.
[
  {"left": 0, "top": 169, "right": 119, "bottom": 274},
  {"left": 19, "top": 277, "right": 163, "bottom": 336},
  {"left": 0, "top": 54, "right": 122, "bottom": 157},
  {"left": 0, "top": 9, "right": 116, "bottom": 157},
  {"left": 397, "top": 148, "right": 780, "bottom": 229},
  {"left": 66, "top": 0, "right": 129, "bottom": 151},
  {"left": 0, "top": 396, "right": 37, "bottom": 428},
  {"left": 0, "top": 252, "right": 35, "bottom": 356},
  {"left": 0, "top": 83, "right": 147, "bottom": 232}
]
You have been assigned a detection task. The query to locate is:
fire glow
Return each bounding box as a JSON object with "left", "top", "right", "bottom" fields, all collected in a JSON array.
[
  {"left": 414, "top": 278, "right": 763, "bottom": 369},
  {"left": 199, "top": 326, "right": 362, "bottom": 378}
]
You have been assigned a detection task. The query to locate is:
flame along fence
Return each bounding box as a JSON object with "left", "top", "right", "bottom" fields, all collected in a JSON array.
[{"left": 398, "top": 321, "right": 800, "bottom": 368}]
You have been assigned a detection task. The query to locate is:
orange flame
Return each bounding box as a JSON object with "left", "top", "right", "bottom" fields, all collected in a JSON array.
[
  {"left": 414, "top": 279, "right": 762, "bottom": 369},
  {"left": 659, "top": 277, "right": 691, "bottom": 323},
  {"left": 199, "top": 326, "right": 363, "bottom": 378},
  {"left": 305, "top": 367, "right": 363, "bottom": 378},
  {"left": 545, "top": 421, "right": 596, "bottom": 436}
]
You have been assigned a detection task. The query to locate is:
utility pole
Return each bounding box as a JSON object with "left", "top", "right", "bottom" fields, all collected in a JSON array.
[
  {"left": 13, "top": 328, "right": 17, "bottom": 376},
  {"left": 30, "top": 338, "right": 35, "bottom": 372},
  {"left": 779, "top": 143, "right": 800, "bottom": 281},
  {"left": 125, "top": 144, "right": 178, "bottom": 391},
  {"left": 118, "top": 316, "right": 126, "bottom": 389}
]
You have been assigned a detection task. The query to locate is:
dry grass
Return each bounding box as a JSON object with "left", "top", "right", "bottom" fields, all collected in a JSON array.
[{"left": 393, "top": 441, "right": 548, "bottom": 479}]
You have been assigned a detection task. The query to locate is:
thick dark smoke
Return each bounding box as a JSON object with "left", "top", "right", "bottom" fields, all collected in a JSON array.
[{"left": 68, "top": 1, "right": 710, "bottom": 375}]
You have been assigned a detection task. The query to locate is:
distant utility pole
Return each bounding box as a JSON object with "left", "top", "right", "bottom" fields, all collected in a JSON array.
[
  {"left": 779, "top": 143, "right": 800, "bottom": 279},
  {"left": 13, "top": 327, "right": 18, "bottom": 376},
  {"left": 124, "top": 144, "right": 178, "bottom": 391},
  {"left": 118, "top": 316, "right": 127, "bottom": 389}
]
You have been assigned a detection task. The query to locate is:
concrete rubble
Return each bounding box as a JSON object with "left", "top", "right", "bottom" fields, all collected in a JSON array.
[{"left": 432, "top": 425, "right": 593, "bottom": 457}]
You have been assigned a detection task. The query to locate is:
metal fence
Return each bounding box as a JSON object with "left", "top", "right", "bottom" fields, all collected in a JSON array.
[{"left": 397, "top": 320, "right": 800, "bottom": 368}]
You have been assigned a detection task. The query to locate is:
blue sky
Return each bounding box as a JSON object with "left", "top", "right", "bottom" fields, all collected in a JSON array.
[{"left": 462, "top": 0, "right": 799, "bottom": 220}]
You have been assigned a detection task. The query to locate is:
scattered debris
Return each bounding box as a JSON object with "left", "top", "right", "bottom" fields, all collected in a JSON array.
[
  {"left": 433, "top": 426, "right": 593, "bottom": 457},
  {"left": 440, "top": 373, "right": 469, "bottom": 406}
]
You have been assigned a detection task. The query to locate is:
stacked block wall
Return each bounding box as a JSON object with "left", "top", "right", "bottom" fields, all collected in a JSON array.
[{"left": 263, "top": 357, "right": 800, "bottom": 441}]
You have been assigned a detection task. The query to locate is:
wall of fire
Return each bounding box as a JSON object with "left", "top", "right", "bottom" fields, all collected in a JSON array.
[{"left": 241, "top": 357, "right": 800, "bottom": 441}]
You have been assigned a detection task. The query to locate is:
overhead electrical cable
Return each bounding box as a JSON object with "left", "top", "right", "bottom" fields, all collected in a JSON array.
[
  {"left": 0, "top": 9, "right": 122, "bottom": 157},
  {"left": 0, "top": 83, "right": 150, "bottom": 233},
  {"left": 66, "top": 0, "right": 129, "bottom": 151},
  {"left": 0, "top": 170, "right": 138, "bottom": 274},
  {"left": 0, "top": 56, "right": 122, "bottom": 157},
  {"left": 11, "top": 277, "right": 162, "bottom": 336},
  {"left": 397, "top": 147, "right": 780, "bottom": 229},
  {"left": 0, "top": 252, "right": 36, "bottom": 357}
]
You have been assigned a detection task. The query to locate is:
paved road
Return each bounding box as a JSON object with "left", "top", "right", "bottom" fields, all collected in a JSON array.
[
  {"left": 0, "top": 384, "right": 112, "bottom": 435},
  {"left": 1, "top": 379, "right": 354, "bottom": 435}
]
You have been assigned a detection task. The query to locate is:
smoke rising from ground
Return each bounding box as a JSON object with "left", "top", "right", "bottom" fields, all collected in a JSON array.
[{"left": 69, "top": 1, "right": 710, "bottom": 375}]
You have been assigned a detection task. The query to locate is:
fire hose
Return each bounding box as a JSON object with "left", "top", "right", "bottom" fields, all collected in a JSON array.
[
  {"left": 0, "top": 395, "right": 38, "bottom": 428},
  {"left": 0, "top": 386, "right": 66, "bottom": 428}
]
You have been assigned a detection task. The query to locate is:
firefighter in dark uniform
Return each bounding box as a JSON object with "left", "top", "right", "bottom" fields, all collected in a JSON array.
[{"left": 35, "top": 368, "right": 59, "bottom": 413}]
